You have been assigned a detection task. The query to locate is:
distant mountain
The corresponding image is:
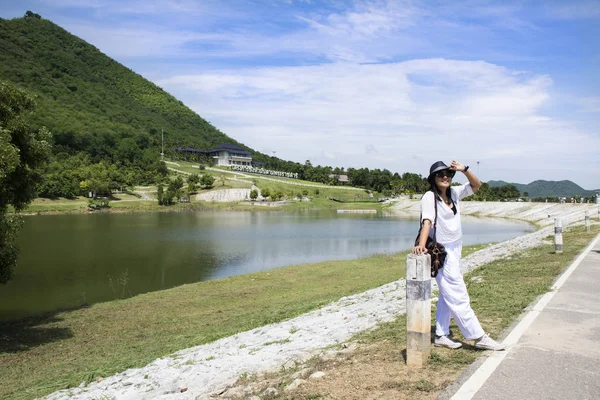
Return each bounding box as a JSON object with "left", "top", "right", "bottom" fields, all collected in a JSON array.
[{"left": 487, "top": 180, "right": 596, "bottom": 198}]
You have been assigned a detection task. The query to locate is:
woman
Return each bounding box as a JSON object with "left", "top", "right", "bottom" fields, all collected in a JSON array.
[{"left": 412, "top": 160, "right": 505, "bottom": 351}]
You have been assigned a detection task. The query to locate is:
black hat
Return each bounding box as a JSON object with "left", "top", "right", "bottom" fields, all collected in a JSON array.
[{"left": 427, "top": 161, "right": 455, "bottom": 183}]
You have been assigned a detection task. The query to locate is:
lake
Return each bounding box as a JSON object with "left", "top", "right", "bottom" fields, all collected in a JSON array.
[{"left": 0, "top": 210, "right": 535, "bottom": 321}]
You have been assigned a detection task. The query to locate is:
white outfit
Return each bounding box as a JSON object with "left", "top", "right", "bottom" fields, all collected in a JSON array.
[{"left": 420, "top": 184, "right": 485, "bottom": 340}]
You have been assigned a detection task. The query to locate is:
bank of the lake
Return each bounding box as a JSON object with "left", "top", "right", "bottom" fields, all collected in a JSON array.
[{"left": 21, "top": 195, "right": 385, "bottom": 216}]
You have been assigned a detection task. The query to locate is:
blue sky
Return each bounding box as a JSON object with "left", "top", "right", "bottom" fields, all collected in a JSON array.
[{"left": 2, "top": 0, "right": 599, "bottom": 189}]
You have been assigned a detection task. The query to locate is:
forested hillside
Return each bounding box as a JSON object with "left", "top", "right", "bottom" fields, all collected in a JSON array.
[
  {"left": 488, "top": 180, "right": 595, "bottom": 198},
  {"left": 0, "top": 13, "right": 248, "bottom": 195}
]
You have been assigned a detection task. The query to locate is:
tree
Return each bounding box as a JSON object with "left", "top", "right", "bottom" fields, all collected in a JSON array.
[
  {"left": 200, "top": 174, "right": 215, "bottom": 188},
  {"left": 188, "top": 173, "right": 200, "bottom": 184},
  {"left": 157, "top": 184, "right": 165, "bottom": 205},
  {"left": 249, "top": 189, "right": 258, "bottom": 201},
  {"left": 187, "top": 181, "right": 197, "bottom": 195},
  {"left": 164, "top": 176, "right": 184, "bottom": 204},
  {"left": 157, "top": 161, "right": 168, "bottom": 177},
  {"left": 187, "top": 174, "right": 199, "bottom": 194},
  {"left": 261, "top": 188, "right": 271, "bottom": 199},
  {"left": 24, "top": 11, "right": 42, "bottom": 19},
  {"left": 0, "top": 82, "right": 51, "bottom": 284}
]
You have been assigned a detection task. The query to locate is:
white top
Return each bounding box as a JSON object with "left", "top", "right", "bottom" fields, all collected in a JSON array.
[{"left": 420, "top": 184, "right": 474, "bottom": 245}]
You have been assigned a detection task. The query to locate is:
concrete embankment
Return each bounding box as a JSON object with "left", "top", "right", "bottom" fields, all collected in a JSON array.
[{"left": 391, "top": 199, "right": 599, "bottom": 227}]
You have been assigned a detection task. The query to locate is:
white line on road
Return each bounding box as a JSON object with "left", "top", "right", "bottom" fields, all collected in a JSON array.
[{"left": 450, "top": 232, "right": 600, "bottom": 400}]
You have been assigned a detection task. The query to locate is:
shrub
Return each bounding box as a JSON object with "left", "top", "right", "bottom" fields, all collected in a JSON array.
[
  {"left": 87, "top": 198, "right": 110, "bottom": 210},
  {"left": 249, "top": 189, "right": 258, "bottom": 201},
  {"left": 200, "top": 174, "right": 215, "bottom": 188}
]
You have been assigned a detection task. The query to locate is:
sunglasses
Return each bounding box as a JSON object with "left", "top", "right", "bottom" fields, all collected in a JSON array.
[{"left": 435, "top": 170, "right": 455, "bottom": 178}]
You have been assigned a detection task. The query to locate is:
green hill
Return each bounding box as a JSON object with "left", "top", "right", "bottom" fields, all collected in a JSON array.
[
  {"left": 0, "top": 14, "right": 252, "bottom": 176},
  {"left": 487, "top": 180, "right": 595, "bottom": 198}
]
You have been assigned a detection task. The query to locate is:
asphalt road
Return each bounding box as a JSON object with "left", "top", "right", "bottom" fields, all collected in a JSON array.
[{"left": 459, "top": 234, "right": 600, "bottom": 400}]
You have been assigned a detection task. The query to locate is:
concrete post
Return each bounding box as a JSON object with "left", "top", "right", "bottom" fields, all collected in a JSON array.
[
  {"left": 406, "top": 253, "right": 431, "bottom": 368},
  {"left": 554, "top": 218, "right": 563, "bottom": 254},
  {"left": 585, "top": 211, "right": 590, "bottom": 231}
]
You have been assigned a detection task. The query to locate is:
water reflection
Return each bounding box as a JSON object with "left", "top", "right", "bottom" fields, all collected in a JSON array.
[{"left": 0, "top": 211, "right": 534, "bottom": 321}]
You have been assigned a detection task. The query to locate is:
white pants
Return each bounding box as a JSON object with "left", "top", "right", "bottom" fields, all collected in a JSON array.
[{"left": 435, "top": 240, "right": 485, "bottom": 340}]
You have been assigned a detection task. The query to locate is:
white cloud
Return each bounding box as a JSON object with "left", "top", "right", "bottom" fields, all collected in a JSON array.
[
  {"left": 158, "top": 59, "right": 599, "bottom": 187},
  {"left": 42, "top": 0, "right": 234, "bottom": 17},
  {"left": 545, "top": 1, "right": 600, "bottom": 19},
  {"left": 43, "top": 0, "right": 549, "bottom": 65}
]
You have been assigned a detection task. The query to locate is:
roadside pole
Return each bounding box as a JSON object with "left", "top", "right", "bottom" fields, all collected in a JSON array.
[
  {"left": 554, "top": 218, "right": 563, "bottom": 254},
  {"left": 406, "top": 253, "right": 431, "bottom": 368},
  {"left": 585, "top": 211, "right": 590, "bottom": 231}
]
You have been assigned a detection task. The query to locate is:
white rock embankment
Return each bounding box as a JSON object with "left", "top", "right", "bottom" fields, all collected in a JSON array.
[
  {"left": 196, "top": 188, "right": 253, "bottom": 202},
  {"left": 392, "top": 199, "right": 598, "bottom": 227},
  {"left": 43, "top": 201, "right": 599, "bottom": 400}
]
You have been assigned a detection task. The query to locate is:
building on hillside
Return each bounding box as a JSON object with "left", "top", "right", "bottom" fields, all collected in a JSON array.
[
  {"left": 328, "top": 174, "right": 350, "bottom": 184},
  {"left": 175, "top": 144, "right": 263, "bottom": 167}
]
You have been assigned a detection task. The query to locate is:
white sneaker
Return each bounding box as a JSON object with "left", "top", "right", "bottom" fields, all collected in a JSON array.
[
  {"left": 474, "top": 333, "right": 506, "bottom": 351},
  {"left": 434, "top": 335, "right": 462, "bottom": 349}
]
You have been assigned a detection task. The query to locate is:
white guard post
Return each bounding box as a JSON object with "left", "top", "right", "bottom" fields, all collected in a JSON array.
[
  {"left": 406, "top": 253, "right": 431, "bottom": 368},
  {"left": 554, "top": 218, "right": 563, "bottom": 254},
  {"left": 585, "top": 211, "right": 590, "bottom": 231}
]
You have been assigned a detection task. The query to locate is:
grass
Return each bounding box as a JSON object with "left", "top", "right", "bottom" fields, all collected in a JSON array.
[
  {"left": 218, "top": 225, "right": 599, "bottom": 400},
  {"left": 0, "top": 247, "right": 417, "bottom": 399}
]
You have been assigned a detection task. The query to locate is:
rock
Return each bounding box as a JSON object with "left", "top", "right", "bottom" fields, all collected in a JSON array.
[
  {"left": 309, "top": 371, "right": 326, "bottom": 380},
  {"left": 96, "top": 377, "right": 104, "bottom": 383},
  {"left": 291, "top": 368, "right": 311, "bottom": 380},
  {"left": 285, "top": 379, "right": 306, "bottom": 391},
  {"left": 196, "top": 189, "right": 251, "bottom": 202},
  {"left": 180, "top": 387, "right": 188, "bottom": 393},
  {"left": 261, "top": 387, "right": 279, "bottom": 397},
  {"left": 223, "top": 386, "right": 245, "bottom": 397}
]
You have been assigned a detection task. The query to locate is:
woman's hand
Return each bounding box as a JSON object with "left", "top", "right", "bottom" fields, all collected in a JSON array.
[
  {"left": 412, "top": 245, "right": 428, "bottom": 255},
  {"left": 450, "top": 160, "right": 466, "bottom": 172}
]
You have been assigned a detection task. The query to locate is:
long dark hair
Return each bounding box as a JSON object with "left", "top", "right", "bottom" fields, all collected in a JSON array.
[{"left": 429, "top": 180, "right": 456, "bottom": 214}]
